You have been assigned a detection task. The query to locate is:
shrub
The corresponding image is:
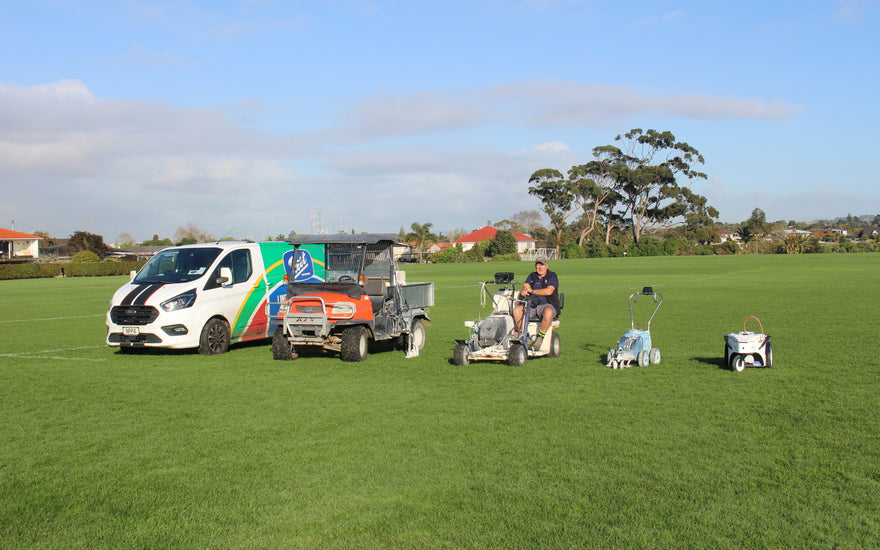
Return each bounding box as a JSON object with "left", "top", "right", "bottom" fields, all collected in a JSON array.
[{"left": 71, "top": 251, "right": 100, "bottom": 263}]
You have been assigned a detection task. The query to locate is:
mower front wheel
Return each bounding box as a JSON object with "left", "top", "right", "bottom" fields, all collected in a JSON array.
[
  {"left": 731, "top": 354, "right": 746, "bottom": 372},
  {"left": 508, "top": 342, "right": 528, "bottom": 367},
  {"left": 453, "top": 343, "right": 470, "bottom": 366}
]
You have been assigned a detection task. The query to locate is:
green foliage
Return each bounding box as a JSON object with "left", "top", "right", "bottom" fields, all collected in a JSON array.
[
  {"left": 491, "top": 253, "right": 521, "bottom": 262},
  {"left": 562, "top": 242, "right": 586, "bottom": 259},
  {"left": 486, "top": 229, "right": 517, "bottom": 257},
  {"left": 582, "top": 240, "right": 612, "bottom": 258},
  {"left": 71, "top": 250, "right": 100, "bottom": 263},
  {"left": 0, "top": 261, "right": 146, "bottom": 280},
  {"left": 142, "top": 237, "right": 174, "bottom": 246},
  {"left": 69, "top": 230, "right": 107, "bottom": 257}
]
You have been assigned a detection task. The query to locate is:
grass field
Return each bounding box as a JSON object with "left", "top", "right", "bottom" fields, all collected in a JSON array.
[{"left": 1, "top": 254, "right": 879, "bottom": 548}]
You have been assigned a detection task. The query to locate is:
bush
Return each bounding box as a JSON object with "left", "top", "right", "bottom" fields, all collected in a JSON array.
[
  {"left": 71, "top": 251, "right": 101, "bottom": 263},
  {"left": 492, "top": 253, "right": 521, "bottom": 262},
  {"left": 0, "top": 261, "right": 146, "bottom": 280},
  {"left": 583, "top": 241, "right": 611, "bottom": 258}
]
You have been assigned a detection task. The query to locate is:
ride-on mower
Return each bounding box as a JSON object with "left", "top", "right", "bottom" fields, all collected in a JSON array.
[
  {"left": 606, "top": 287, "right": 663, "bottom": 369},
  {"left": 724, "top": 316, "right": 772, "bottom": 372},
  {"left": 452, "top": 272, "right": 561, "bottom": 367}
]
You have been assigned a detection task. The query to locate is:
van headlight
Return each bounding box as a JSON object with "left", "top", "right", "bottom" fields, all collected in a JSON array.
[{"left": 161, "top": 289, "right": 197, "bottom": 312}]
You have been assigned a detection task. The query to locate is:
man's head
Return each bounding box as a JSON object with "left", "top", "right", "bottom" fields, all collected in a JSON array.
[{"left": 535, "top": 257, "right": 548, "bottom": 274}]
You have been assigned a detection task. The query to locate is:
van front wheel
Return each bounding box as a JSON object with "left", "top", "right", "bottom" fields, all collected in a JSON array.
[{"left": 199, "top": 318, "right": 230, "bottom": 355}]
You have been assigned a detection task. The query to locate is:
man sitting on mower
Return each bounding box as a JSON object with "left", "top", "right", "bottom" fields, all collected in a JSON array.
[{"left": 513, "top": 257, "right": 560, "bottom": 349}]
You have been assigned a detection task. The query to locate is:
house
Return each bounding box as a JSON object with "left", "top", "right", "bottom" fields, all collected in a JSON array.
[
  {"left": 453, "top": 226, "right": 536, "bottom": 254},
  {"left": 0, "top": 228, "right": 41, "bottom": 262},
  {"left": 426, "top": 242, "right": 455, "bottom": 255}
]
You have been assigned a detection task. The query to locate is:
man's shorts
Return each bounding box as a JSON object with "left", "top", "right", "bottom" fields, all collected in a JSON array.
[{"left": 530, "top": 303, "right": 558, "bottom": 320}]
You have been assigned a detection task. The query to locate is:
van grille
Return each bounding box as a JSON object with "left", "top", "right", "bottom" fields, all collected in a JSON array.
[{"left": 110, "top": 305, "right": 159, "bottom": 325}]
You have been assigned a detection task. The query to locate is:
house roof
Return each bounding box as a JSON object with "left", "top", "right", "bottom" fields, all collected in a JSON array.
[
  {"left": 453, "top": 226, "right": 535, "bottom": 244},
  {"left": 0, "top": 228, "right": 41, "bottom": 240}
]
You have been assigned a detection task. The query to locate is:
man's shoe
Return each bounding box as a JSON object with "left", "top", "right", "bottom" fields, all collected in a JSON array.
[{"left": 531, "top": 336, "right": 544, "bottom": 350}]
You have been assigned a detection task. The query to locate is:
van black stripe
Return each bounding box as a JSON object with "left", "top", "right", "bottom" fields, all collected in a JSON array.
[{"left": 122, "top": 283, "right": 165, "bottom": 305}]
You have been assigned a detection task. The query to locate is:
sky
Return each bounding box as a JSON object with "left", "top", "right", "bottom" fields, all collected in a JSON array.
[{"left": 1, "top": 0, "right": 878, "bottom": 242}]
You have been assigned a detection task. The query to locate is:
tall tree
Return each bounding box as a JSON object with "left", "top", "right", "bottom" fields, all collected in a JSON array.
[
  {"left": 605, "top": 129, "right": 713, "bottom": 244},
  {"left": 404, "top": 222, "right": 438, "bottom": 263},
  {"left": 568, "top": 145, "right": 621, "bottom": 245},
  {"left": 738, "top": 207, "right": 768, "bottom": 254},
  {"left": 69, "top": 231, "right": 107, "bottom": 257},
  {"left": 527, "top": 168, "right": 578, "bottom": 257}
]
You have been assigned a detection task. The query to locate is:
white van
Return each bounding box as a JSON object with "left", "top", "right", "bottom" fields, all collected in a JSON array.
[{"left": 106, "top": 241, "right": 294, "bottom": 354}]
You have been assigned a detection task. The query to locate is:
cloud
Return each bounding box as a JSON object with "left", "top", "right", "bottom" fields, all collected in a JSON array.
[
  {"left": 336, "top": 80, "right": 804, "bottom": 138},
  {"left": 0, "top": 78, "right": 805, "bottom": 239},
  {"left": 833, "top": 0, "right": 876, "bottom": 23}
]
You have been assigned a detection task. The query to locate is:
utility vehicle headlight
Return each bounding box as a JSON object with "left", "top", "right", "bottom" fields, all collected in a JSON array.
[
  {"left": 161, "top": 289, "right": 197, "bottom": 312},
  {"left": 329, "top": 303, "right": 355, "bottom": 316}
]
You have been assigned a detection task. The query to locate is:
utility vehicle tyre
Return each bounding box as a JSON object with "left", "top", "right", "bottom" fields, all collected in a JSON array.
[
  {"left": 508, "top": 342, "right": 528, "bottom": 367},
  {"left": 453, "top": 343, "right": 470, "bottom": 366},
  {"left": 732, "top": 354, "right": 746, "bottom": 372},
  {"left": 407, "top": 319, "right": 427, "bottom": 351},
  {"left": 341, "top": 326, "right": 369, "bottom": 362},
  {"left": 272, "top": 326, "right": 296, "bottom": 360},
  {"left": 548, "top": 331, "right": 561, "bottom": 358},
  {"left": 638, "top": 349, "right": 650, "bottom": 367},
  {"left": 649, "top": 347, "right": 661, "bottom": 364},
  {"left": 198, "top": 318, "right": 230, "bottom": 355}
]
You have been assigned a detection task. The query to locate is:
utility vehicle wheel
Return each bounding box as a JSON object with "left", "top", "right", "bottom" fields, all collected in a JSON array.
[
  {"left": 453, "top": 343, "right": 470, "bottom": 366},
  {"left": 272, "top": 326, "right": 296, "bottom": 360},
  {"left": 198, "top": 318, "right": 230, "bottom": 355},
  {"left": 638, "top": 349, "right": 650, "bottom": 367},
  {"left": 732, "top": 354, "right": 746, "bottom": 372},
  {"left": 407, "top": 319, "right": 427, "bottom": 351},
  {"left": 548, "top": 332, "right": 561, "bottom": 358},
  {"left": 607, "top": 350, "right": 614, "bottom": 365},
  {"left": 765, "top": 342, "right": 773, "bottom": 367},
  {"left": 649, "top": 348, "right": 661, "bottom": 364},
  {"left": 340, "top": 326, "right": 369, "bottom": 362},
  {"left": 508, "top": 342, "right": 528, "bottom": 367}
]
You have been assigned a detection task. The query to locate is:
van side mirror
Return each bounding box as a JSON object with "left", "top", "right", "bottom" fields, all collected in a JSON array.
[
  {"left": 130, "top": 270, "right": 137, "bottom": 282},
  {"left": 218, "top": 267, "right": 233, "bottom": 287}
]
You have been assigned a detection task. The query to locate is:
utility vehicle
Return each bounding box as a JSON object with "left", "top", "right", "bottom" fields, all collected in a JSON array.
[{"left": 272, "top": 234, "right": 433, "bottom": 362}]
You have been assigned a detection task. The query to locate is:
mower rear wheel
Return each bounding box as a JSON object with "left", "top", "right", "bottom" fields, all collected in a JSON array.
[
  {"left": 638, "top": 349, "right": 650, "bottom": 367},
  {"left": 453, "top": 343, "right": 470, "bottom": 366},
  {"left": 508, "top": 342, "right": 527, "bottom": 367},
  {"left": 548, "top": 331, "right": 561, "bottom": 358},
  {"left": 765, "top": 342, "right": 773, "bottom": 367},
  {"left": 649, "top": 348, "right": 661, "bottom": 364},
  {"left": 341, "top": 326, "right": 369, "bottom": 362}
]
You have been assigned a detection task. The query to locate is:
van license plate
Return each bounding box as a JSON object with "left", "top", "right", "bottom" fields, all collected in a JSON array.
[{"left": 123, "top": 327, "right": 140, "bottom": 336}]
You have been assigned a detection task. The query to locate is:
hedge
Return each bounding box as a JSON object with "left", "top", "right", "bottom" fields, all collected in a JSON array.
[{"left": 0, "top": 261, "right": 147, "bottom": 281}]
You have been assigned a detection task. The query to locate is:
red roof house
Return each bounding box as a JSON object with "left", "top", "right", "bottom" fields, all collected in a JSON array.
[
  {"left": 453, "top": 226, "right": 536, "bottom": 254},
  {"left": 0, "top": 228, "right": 42, "bottom": 260}
]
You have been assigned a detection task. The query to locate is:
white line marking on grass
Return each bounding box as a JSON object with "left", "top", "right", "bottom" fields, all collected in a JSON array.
[
  {"left": 0, "top": 314, "right": 105, "bottom": 324},
  {"left": 0, "top": 353, "right": 106, "bottom": 362},
  {"left": 0, "top": 345, "right": 108, "bottom": 362}
]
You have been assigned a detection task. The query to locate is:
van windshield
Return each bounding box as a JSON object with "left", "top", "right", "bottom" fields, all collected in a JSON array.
[{"left": 134, "top": 248, "right": 222, "bottom": 284}]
